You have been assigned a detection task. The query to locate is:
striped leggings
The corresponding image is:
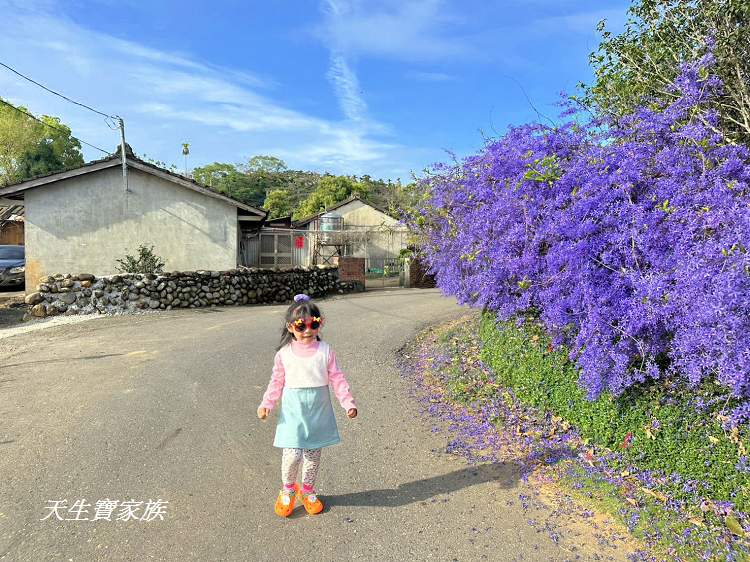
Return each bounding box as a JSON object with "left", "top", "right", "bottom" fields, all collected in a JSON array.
[{"left": 281, "top": 447, "right": 322, "bottom": 490}]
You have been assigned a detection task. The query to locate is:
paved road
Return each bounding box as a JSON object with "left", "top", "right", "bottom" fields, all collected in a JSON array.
[{"left": 0, "top": 289, "right": 629, "bottom": 561}]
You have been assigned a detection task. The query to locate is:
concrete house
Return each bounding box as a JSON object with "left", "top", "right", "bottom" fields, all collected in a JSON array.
[
  {"left": 0, "top": 146, "right": 266, "bottom": 290},
  {"left": 239, "top": 196, "right": 408, "bottom": 270},
  {"left": 293, "top": 195, "right": 408, "bottom": 270}
]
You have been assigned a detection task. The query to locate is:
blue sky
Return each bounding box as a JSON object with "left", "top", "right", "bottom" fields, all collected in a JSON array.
[{"left": 0, "top": 0, "right": 628, "bottom": 181}]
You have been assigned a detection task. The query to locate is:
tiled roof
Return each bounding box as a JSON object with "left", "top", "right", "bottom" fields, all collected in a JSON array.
[
  {"left": 292, "top": 195, "right": 394, "bottom": 227},
  {"left": 0, "top": 144, "right": 266, "bottom": 217}
]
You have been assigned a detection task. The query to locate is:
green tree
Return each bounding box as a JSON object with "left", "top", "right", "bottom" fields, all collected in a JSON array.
[
  {"left": 191, "top": 162, "right": 266, "bottom": 207},
  {"left": 245, "top": 155, "right": 288, "bottom": 201},
  {"left": 16, "top": 142, "right": 63, "bottom": 179},
  {"left": 247, "top": 155, "right": 287, "bottom": 173},
  {"left": 191, "top": 162, "right": 236, "bottom": 187},
  {"left": 355, "top": 174, "right": 407, "bottom": 216},
  {"left": 581, "top": 0, "right": 750, "bottom": 143},
  {"left": 293, "top": 175, "right": 367, "bottom": 220},
  {"left": 38, "top": 115, "right": 84, "bottom": 169},
  {"left": 270, "top": 170, "right": 321, "bottom": 211},
  {"left": 0, "top": 99, "right": 83, "bottom": 186},
  {"left": 262, "top": 189, "right": 294, "bottom": 219},
  {"left": 220, "top": 170, "right": 266, "bottom": 207}
]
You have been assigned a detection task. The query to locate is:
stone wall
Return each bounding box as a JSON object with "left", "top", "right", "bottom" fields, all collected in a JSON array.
[{"left": 23, "top": 266, "right": 364, "bottom": 319}]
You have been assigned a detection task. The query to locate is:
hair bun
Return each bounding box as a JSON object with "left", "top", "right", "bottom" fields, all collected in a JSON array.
[{"left": 293, "top": 294, "right": 311, "bottom": 303}]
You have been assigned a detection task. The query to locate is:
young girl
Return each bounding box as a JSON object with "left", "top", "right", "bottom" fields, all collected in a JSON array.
[{"left": 257, "top": 294, "right": 357, "bottom": 517}]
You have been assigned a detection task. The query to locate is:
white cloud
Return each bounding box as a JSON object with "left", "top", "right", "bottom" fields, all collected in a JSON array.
[
  {"left": 326, "top": 52, "right": 368, "bottom": 123},
  {"left": 0, "top": 1, "right": 414, "bottom": 178},
  {"left": 318, "top": 0, "right": 395, "bottom": 140},
  {"left": 317, "top": 0, "right": 473, "bottom": 62}
]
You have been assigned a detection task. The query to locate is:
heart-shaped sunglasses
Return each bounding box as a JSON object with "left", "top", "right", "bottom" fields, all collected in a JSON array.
[{"left": 290, "top": 316, "right": 322, "bottom": 332}]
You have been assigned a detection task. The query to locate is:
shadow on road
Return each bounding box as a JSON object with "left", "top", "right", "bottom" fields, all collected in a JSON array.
[
  {"left": 321, "top": 462, "right": 520, "bottom": 510},
  {"left": 0, "top": 304, "right": 27, "bottom": 328}
]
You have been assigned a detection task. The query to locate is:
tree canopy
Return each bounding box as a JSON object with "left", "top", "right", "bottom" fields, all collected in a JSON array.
[
  {"left": 247, "top": 155, "right": 287, "bottom": 173},
  {"left": 0, "top": 100, "right": 84, "bottom": 186},
  {"left": 192, "top": 155, "right": 405, "bottom": 221},
  {"left": 292, "top": 175, "right": 366, "bottom": 221},
  {"left": 582, "top": 0, "right": 750, "bottom": 143},
  {"left": 262, "top": 189, "right": 294, "bottom": 219},
  {"left": 191, "top": 161, "right": 267, "bottom": 207}
]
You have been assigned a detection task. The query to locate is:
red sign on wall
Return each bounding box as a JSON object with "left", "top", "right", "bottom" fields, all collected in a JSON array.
[{"left": 294, "top": 236, "right": 305, "bottom": 249}]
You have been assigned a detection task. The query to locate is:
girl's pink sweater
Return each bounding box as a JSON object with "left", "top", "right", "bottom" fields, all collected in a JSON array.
[{"left": 260, "top": 340, "right": 356, "bottom": 412}]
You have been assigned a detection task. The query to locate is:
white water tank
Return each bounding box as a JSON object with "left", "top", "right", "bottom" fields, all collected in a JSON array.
[{"left": 319, "top": 211, "right": 343, "bottom": 243}]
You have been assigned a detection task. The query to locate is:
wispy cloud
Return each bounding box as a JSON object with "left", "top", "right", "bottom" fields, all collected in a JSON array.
[
  {"left": 317, "top": 0, "right": 473, "bottom": 62},
  {"left": 0, "top": 0, "right": 412, "bottom": 178},
  {"left": 326, "top": 53, "right": 368, "bottom": 123},
  {"left": 319, "top": 0, "right": 392, "bottom": 136}
]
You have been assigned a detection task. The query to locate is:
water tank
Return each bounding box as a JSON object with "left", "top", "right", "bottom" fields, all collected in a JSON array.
[{"left": 319, "top": 211, "right": 343, "bottom": 243}]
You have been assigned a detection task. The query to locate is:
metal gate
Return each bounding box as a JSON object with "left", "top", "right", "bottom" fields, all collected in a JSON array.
[
  {"left": 260, "top": 231, "right": 292, "bottom": 268},
  {"left": 240, "top": 228, "right": 312, "bottom": 268},
  {"left": 238, "top": 225, "right": 406, "bottom": 272}
]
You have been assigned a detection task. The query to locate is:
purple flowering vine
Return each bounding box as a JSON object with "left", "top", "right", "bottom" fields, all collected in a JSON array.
[{"left": 403, "top": 50, "right": 750, "bottom": 421}]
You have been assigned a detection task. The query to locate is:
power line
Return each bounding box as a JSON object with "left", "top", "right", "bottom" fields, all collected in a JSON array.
[
  {"left": 0, "top": 61, "right": 117, "bottom": 119},
  {"left": 0, "top": 98, "right": 111, "bottom": 155}
]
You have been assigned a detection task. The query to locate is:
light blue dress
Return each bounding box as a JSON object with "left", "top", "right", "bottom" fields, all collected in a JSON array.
[{"left": 273, "top": 385, "right": 341, "bottom": 449}]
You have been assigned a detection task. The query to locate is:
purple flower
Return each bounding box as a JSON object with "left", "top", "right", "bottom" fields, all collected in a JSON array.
[{"left": 402, "top": 49, "right": 750, "bottom": 407}]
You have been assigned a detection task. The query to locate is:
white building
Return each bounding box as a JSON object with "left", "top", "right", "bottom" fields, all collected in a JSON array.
[{"left": 0, "top": 146, "right": 266, "bottom": 290}]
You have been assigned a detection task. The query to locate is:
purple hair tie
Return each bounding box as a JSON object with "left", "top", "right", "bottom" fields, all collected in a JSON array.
[{"left": 294, "top": 294, "right": 311, "bottom": 303}]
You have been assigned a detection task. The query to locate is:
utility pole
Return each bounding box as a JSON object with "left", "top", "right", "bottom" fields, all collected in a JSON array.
[{"left": 117, "top": 116, "right": 129, "bottom": 193}]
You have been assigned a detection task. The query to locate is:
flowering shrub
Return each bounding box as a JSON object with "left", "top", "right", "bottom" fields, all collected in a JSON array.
[{"left": 404, "top": 52, "right": 750, "bottom": 421}]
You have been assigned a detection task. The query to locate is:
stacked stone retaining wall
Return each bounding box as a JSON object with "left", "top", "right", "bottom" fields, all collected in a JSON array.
[{"left": 23, "top": 266, "right": 364, "bottom": 318}]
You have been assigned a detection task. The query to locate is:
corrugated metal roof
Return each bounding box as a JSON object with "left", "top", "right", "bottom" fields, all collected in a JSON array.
[{"left": 0, "top": 204, "right": 24, "bottom": 221}]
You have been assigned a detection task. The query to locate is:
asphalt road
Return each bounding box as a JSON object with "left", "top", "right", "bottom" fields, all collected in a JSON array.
[{"left": 0, "top": 289, "right": 632, "bottom": 562}]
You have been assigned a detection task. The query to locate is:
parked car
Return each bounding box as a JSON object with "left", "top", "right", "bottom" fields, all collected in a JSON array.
[{"left": 0, "top": 245, "right": 24, "bottom": 288}]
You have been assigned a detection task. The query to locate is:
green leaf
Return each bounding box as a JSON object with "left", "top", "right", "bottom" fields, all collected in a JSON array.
[{"left": 726, "top": 515, "right": 745, "bottom": 536}]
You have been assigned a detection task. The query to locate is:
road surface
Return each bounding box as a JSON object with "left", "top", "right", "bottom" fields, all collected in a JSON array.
[{"left": 0, "top": 288, "right": 632, "bottom": 561}]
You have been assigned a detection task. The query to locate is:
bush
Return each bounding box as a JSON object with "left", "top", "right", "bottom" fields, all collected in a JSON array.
[
  {"left": 115, "top": 244, "right": 166, "bottom": 274},
  {"left": 404, "top": 53, "right": 750, "bottom": 424},
  {"left": 479, "top": 310, "right": 750, "bottom": 512}
]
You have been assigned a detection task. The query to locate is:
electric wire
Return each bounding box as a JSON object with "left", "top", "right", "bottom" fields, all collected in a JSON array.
[
  {"left": 0, "top": 98, "right": 112, "bottom": 155},
  {"left": 0, "top": 61, "right": 117, "bottom": 120}
]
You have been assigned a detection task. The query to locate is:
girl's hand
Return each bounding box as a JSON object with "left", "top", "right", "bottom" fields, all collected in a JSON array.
[
  {"left": 347, "top": 408, "right": 357, "bottom": 419},
  {"left": 257, "top": 406, "right": 269, "bottom": 420}
]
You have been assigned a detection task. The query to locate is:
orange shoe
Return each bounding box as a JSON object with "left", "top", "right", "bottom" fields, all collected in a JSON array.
[
  {"left": 296, "top": 486, "right": 324, "bottom": 515},
  {"left": 274, "top": 483, "right": 299, "bottom": 517}
]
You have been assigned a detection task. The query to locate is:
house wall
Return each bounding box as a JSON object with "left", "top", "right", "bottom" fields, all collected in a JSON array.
[
  {"left": 302, "top": 200, "right": 407, "bottom": 268},
  {"left": 337, "top": 201, "right": 406, "bottom": 263},
  {"left": 337, "top": 200, "right": 399, "bottom": 227},
  {"left": 24, "top": 166, "right": 237, "bottom": 289}
]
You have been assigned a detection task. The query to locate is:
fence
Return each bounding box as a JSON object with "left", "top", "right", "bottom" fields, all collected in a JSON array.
[
  {"left": 239, "top": 228, "right": 312, "bottom": 268},
  {"left": 239, "top": 226, "right": 408, "bottom": 276}
]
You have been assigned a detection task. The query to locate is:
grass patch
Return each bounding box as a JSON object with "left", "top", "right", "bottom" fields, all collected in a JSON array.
[
  {"left": 479, "top": 311, "right": 750, "bottom": 513},
  {"left": 423, "top": 313, "right": 750, "bottom": 561}
]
